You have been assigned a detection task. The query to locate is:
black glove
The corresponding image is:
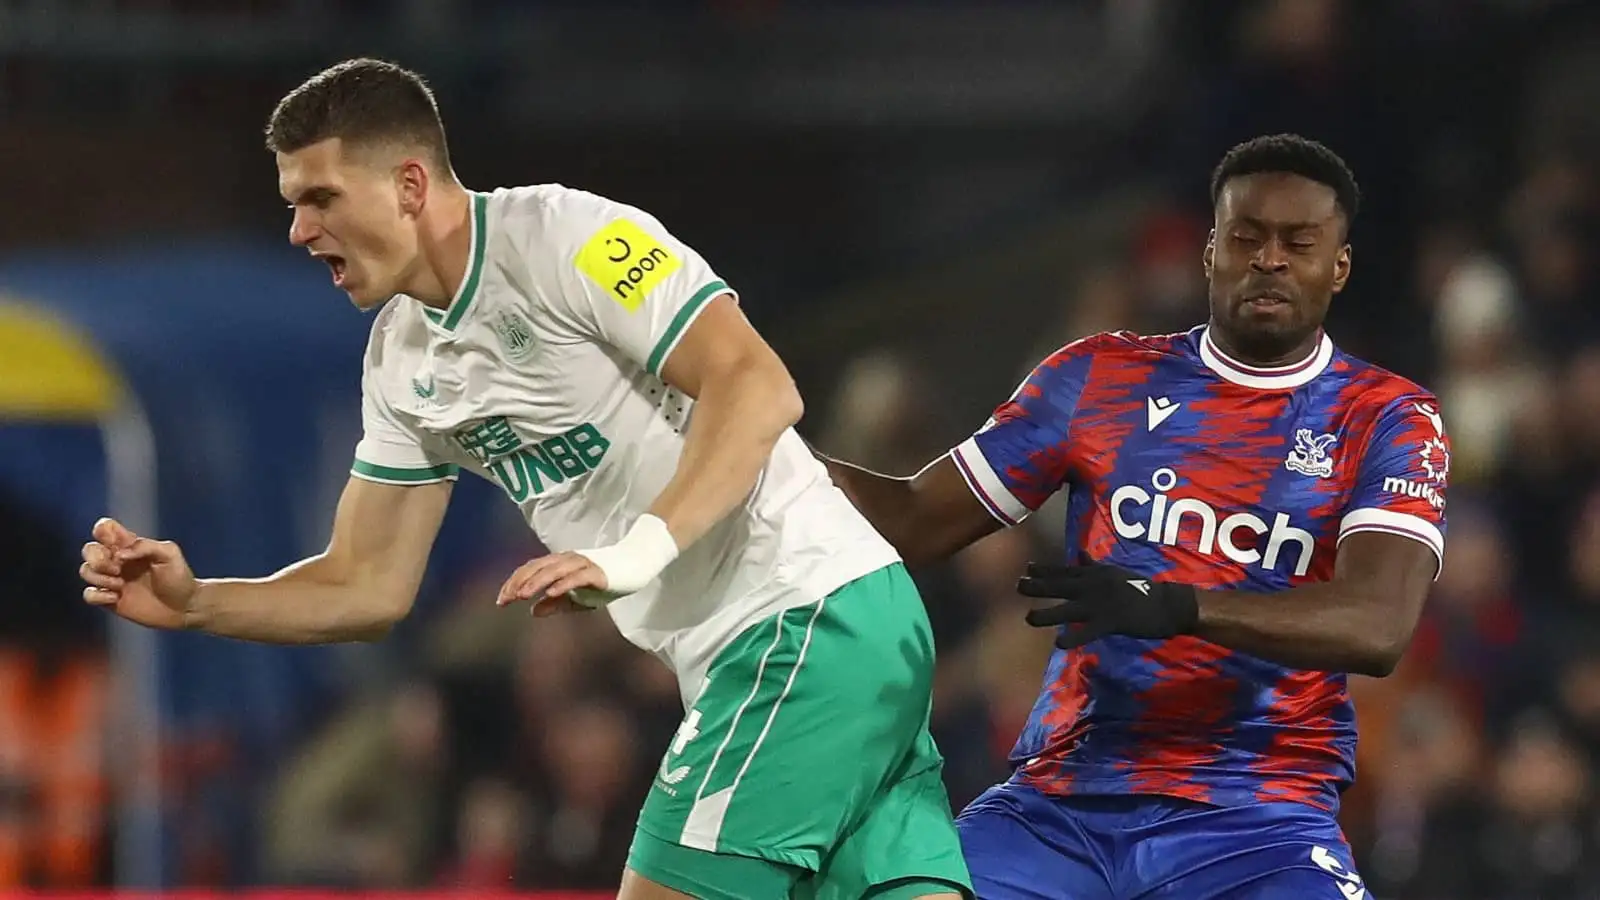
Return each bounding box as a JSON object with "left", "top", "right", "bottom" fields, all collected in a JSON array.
[{"left": 1018, "top": 561, "right": 1199, "bottom": 650}]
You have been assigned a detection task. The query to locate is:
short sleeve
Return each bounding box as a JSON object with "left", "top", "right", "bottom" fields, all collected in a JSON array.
[
  {"left": 554, "top": 198, "right": 735, "bottom": 376},
  {"left": 350, "top": 371, "right": 459, "bottom": 486},
  {"left": 1337, "top": 396, "right": 1450, "bottom": 576},
  {"left": 949, "top": 341, "right": 1096, "bottom": 526}
]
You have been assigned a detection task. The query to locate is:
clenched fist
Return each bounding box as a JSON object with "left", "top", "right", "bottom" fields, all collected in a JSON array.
[{"left": 80, "top": 517, "right": 198, "bottom": 630}]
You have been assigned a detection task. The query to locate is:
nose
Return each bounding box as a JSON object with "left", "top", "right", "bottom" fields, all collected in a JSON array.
[
  {"left": 288, "top": 207, "right": 320, "bottom": 247},
  {"left": 1250, "top": 238, "right": 1289, "bottom": 274}
]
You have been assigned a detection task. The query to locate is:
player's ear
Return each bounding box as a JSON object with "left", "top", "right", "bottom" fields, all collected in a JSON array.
[
  {"left": 395, "top": 159, "right": 428, "bottom": 217},
  {"left": 1202, "top": 230, "right": 1216, "bottom": 276},
  {"left": 1332, "top": 243, "right": 1352, "bottom": 294}
]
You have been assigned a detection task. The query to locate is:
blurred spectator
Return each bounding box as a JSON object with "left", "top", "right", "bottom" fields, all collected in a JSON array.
[
  {"left": 1360, "top": 687, "right": 1488, "bottom": 899},
  {"left": 1505, "top": 160, "right": 1600, "bottom": 360},
  {"left": 1403, "top": 503, "right": 1530, "bottom": 728},
  {"left": 1553, "top": 650, "right": 1600, "bottom": 760},
  {"left": 437, "top": 776, "right": 528, "bottom": 890},
  {"left": 1479, "top": 713, "right": 1600, "bottom": 897},
  {"left": 1129, "top": 212, "right": 1209, "bottom": 334},
  {"left": 0, "top": 487, "right": 107, "bottom": 888},
  {"left": 517, "top": 700, "right": 643, "bottom": 886},
  {"left": 1430, "top": 253, "right": 1542, "bottom": 484},
  {"left": 262, "top": 681, "right": 449, "bottom": 888},
  {"left": 814, "top": 351, "right": 946, "bottom": 476}
]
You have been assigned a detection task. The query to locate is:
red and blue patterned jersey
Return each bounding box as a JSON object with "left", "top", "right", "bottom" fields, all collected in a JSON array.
[{"left": 951, "top": 326, "right": 1450, "bottom": 813}]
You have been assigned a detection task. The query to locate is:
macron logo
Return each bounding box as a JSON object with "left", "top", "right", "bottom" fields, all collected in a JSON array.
[
  {"left": 1128, "top": 579, "right": 1151, "bottom": 595},
  {"left": 1147, "top": 396, "right": 1181, "bottom": 431}
]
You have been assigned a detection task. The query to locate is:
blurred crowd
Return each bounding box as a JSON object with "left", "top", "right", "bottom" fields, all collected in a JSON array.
[{"left": 0, "top": 0, "right": 1597, "bottom": 897}]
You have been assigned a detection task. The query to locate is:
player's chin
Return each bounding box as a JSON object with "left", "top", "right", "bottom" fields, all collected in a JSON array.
[
  {"left": 344, "top": 282, "right": 386, "bottom": 310},
  {"left": 1226, "top": 306, "right": 1311, "bottom": 349}
]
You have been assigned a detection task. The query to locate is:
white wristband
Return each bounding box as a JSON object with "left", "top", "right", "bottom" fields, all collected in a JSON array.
[{"left": 570, "top": 514, "right": 680, "bottom": 608}]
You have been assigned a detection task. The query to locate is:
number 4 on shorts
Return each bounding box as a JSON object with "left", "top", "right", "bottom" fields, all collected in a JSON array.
[
  {"left": 672, "top": 709, "right": 703, "bottom": 755},
  {"left": 658, "top": 709, "right": 702, "bottom": 787}
]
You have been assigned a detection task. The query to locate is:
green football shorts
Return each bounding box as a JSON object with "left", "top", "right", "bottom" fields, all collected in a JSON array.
[{"left": 627, "top": 563, "right": 972, "bottom": 899}]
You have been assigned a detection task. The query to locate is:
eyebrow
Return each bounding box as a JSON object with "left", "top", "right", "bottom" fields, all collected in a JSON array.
[
  {"left": 286, "top": 185, "right": 338, "bottom": 205},
  {"left": 1230, "top": 215, "right": 1330, "bottom": 232}
]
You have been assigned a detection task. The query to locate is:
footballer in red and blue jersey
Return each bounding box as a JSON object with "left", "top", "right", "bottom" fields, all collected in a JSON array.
[{"left": 823, "top": 135, "right": 1447, "bottom": 899}]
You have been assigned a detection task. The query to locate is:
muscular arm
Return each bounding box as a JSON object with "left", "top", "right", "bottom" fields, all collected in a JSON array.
[
  {"left": 650, "top": 295, "right": 804, "bottom": 550},
  {"left": 496, "top": 295, "right": 810, "bottom": 609},
  {"left": 814, "top": 453, "right": 1001, "bottom": 567},
  {"left": 188, "top": 475, "right": 451, "bottom": 643},
  {"left": 1193, "top": 532, "right": 1436, "bottom": 677}
]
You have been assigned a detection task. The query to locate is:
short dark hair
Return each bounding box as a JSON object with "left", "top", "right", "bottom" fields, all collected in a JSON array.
[
  {"left": 1209, "top": 134, "right": 1360, "bottom": 229},
  {"left": 265, "top": 58, "right": 451, "bottom": 170}
]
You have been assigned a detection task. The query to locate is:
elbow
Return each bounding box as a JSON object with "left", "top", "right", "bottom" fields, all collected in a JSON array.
[
  {"left": 353, "top": 614, "right": 404, "bottom": 644},
  {"left": 1340, "top": 587, "right": 1422, "bottom": 677},
  {"left": 1346, "top": 631, "right": 1412, "bottom": 678},
  {"left": 376, "top": 596, "right": 413, "bottom": 630},
  {"left": 1348, "top": 650, "right": 1399, "bottom": 678},
  {"left": 742, "top": 366, "right": 803, "bottom": 444},
  {"left": 769, "top": 373, "right": 804, "bottom": 432},
  {"left": 352, "top": 624, "right": 395, "bottom": 643},
  {"left": 744, "top": 350, "right": 802, "bottom": 431},
  {"left": 355, "top": 590, "right": 414, "bottom": 642}
]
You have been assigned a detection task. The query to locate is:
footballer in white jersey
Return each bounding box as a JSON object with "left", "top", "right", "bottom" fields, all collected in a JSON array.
[
  {"left": 354, "top": 183, "right": 901, "bottom": 704},
  {"left": 78, "top": 59, "right": 971, "bottom": 900}
]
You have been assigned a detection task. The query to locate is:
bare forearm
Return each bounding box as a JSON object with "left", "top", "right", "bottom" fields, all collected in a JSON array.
[
  {"left": 188, "top": 556, "right": 404, "bottom": 644},
  {"left": 1195, "top": 583, "right": 1406, "bottom": 676},
  {"left": 814, "top": 452, "right": 996, "bottom": 566},
  {"left": 649, "top": 367, "right": 801, "bottom": 549}
]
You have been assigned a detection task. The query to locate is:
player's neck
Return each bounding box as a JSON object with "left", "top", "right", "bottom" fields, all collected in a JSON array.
[
  {"left": 403, "top": 184, "right": 475, "bottom": 308},
  {"left": 1204, "top": 324, "right": 1323, "bottom": 369}
]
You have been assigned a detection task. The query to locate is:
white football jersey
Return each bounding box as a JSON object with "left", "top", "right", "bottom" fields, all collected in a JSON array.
[{"left": 350, "top": 185, "right": 899, "bottom": 702}]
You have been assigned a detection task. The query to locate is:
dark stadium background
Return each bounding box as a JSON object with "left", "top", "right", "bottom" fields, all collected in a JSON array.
[{"left": 1, "top": 0, "right": 1597, "bottom": 896}]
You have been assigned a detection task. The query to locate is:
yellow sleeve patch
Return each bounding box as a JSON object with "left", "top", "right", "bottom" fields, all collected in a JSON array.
[{"left": 574, "top": 219, "right": 683, "bottom": 312}]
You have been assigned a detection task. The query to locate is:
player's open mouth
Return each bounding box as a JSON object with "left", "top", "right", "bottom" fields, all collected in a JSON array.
[
  {"left": 325, "top": 255, "right": 348, "bottom": 286},
  {"left": 1243, "top": 291, "right": 1290, "bottom": 308}
]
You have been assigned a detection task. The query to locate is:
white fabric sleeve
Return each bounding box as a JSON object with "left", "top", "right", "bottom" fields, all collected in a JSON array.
[
  {"left": 350, "top": 370, "right": 458, "bottom": 485},
  {"left": 548, "top": 195, "right": 737, "bottom": 376}
]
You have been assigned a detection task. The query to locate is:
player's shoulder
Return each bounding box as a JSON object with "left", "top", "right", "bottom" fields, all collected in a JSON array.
[
  {"left": 1032, "top": 328, "right": 1194, "bottom": 369},
  {"left": 363, "top": 297, "right": 406, "bottom": 350},
  {"left": 1326, "top": 345, "right": 1441, "bottom": 416},
  {"left": 489, "top": 183, "right": 655, "bottom": 244},
  {"left": 356, "top": 298, "right": 428, "bottom": 399}
]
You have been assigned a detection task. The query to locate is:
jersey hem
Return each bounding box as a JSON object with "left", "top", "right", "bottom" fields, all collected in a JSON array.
[
  {"left": 669, "top": 552, "right": 899, "bottom": 704},
  {"left": 646, "top": 280, "right": 732, "bottom": 375},
  {"left": 350, "top": 458, "right": 460, "bottom": 485},
  {"left": 1011, "top": 773, "right": 1340, "bottom": 814}
]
